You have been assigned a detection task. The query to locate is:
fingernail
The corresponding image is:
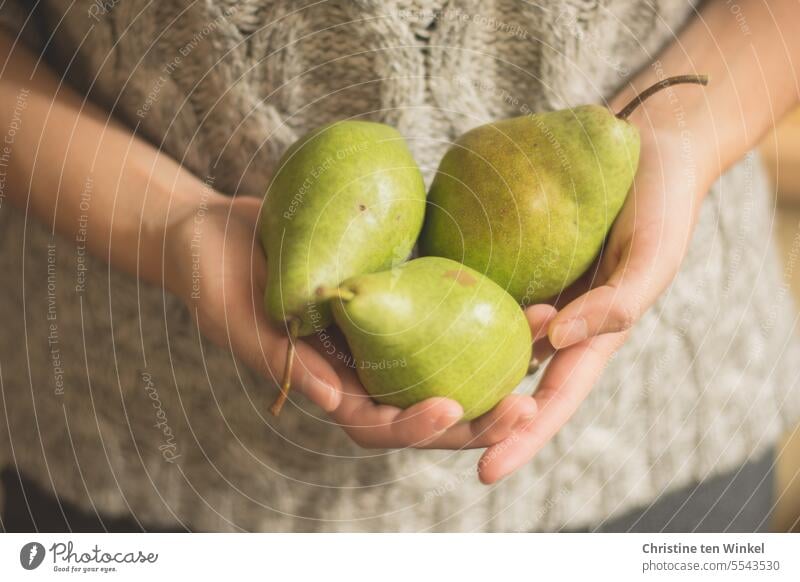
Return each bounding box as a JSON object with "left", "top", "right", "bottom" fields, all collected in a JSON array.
[
  {"left": 310, "top": 377, "right": 339, "bottom": 411},
  {"left": 551, "top": 318, "right": 588, "bottom": 347},
  {"left": 434, "top": 410, "right": 461, "bottom": 431},
  {"left": 323, "top": 383, "right": 340, "bottom": 411}
]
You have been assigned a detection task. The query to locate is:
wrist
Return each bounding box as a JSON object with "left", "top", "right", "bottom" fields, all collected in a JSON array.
[
  {"left": 150, "top": 173, "right": 230, "bottom": 302},
  {"left": 610, "top": 77, "right": 718, "bottom": 195}
]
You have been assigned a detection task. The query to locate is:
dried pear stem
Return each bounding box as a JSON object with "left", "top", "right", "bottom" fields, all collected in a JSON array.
[
  {"left": 269, "top": 317, "right": 301, "bottom": 417},
  {"left": 615, "top": 74, "right": 709, "bottom": 120}
]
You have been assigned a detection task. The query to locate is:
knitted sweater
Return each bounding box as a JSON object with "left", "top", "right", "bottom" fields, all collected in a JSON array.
[{"left": 1, "top": 0, "right": 798, "bottom": 531}]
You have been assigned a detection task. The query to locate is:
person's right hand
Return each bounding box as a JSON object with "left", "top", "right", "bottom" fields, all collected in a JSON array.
[{"left": 164, "top": 192, "right": 539, "bottom": 451}]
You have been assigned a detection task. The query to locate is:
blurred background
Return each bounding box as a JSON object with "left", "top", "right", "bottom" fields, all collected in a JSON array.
[{"left": 763, "top": 106, "right": 800, "bottom": 533}]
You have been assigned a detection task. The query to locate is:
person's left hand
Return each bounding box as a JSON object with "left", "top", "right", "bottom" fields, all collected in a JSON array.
[{"left": 477, "top": 123, "right": 714, "bottom": 484}]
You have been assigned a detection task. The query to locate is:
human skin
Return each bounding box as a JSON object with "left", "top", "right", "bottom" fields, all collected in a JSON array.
[
  {"left": 0, "top": 31, "right": 535, "bottom": 452},
  {"left": 1, "top": 0, "right": 798, "bottom": 477},
  {"left": 477, "top": 0, "right": 800, "bottom": 484}
]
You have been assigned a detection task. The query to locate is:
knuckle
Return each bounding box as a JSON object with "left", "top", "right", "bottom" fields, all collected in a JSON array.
[
  {"left": 347, "top": 429, "right": 377, "bottom": 450},
  {"left": 481, "top": 421, "right": 507, "bottom": 443},
  {"left": 468, "top": 418, "right": 505, "bottom": 446},
  {"left": 346, "top": 430, "right": 367, "bottom": 448},
  {"left": 390, "top": 424, "right": 409, "bottom": 445},
  {"left": 612, "top": 299, "right": 640, "bottom": 331}
]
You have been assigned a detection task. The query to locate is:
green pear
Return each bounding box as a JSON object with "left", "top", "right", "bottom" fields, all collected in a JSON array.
[
  {"left": 260, "top": 120, "right": 426, "bottom": 414},
  {"left": 321, "top": 257, "right": 532, "bottom": 420},
  {"left": 420, "top": 75, "right": 708, "bottom": 305}
]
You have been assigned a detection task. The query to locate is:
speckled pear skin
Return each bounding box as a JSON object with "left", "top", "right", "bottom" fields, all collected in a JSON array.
[
  {"left": 330, "top": 257, "right": 532, "bottom": 420},
  {"left": 261, "top": 121, "right": 426, "bottom": 336},
  {"left": 420, "top": 105, "right": 640, "bottom": 305}
]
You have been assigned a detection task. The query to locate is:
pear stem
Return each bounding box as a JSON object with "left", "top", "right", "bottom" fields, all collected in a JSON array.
[
  {"left": 269, "top": 317, "right": 301, "bottom": 417},
  {"left": 615, "top": 74, "right": 709, "bottom": 120},
  {"left": 315, "top": 286, "right": 356, "bottom": 302}
]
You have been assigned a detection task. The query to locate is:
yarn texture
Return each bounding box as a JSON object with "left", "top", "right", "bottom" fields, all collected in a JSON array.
[{"left": 1, "top": 0, "right": 799, "bottom": 531}]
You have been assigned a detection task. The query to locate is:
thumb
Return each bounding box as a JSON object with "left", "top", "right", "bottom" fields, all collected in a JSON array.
[
  {"left": 547, "top": 237, "right": 675, "bottom": 349},
  {"left": 232, "top": 318, "right": 343, "bottom": 414},
  {"left": 547, "top": 279, "right": 645, "bottom": 349},
  {"left": 276, "top": 338, "right": 343, "bottom": 413},
  {"left": 230, "top": 195, "right": 264, "bottom": 229}
]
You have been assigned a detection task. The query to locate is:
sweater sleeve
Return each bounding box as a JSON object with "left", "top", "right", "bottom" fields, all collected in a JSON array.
[{"left": 0, "top": 1, "right": 44, "bottom": 53}]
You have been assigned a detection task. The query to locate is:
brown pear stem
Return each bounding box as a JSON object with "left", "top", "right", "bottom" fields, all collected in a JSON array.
[
  {"left": 269, "top": 317, "right": 301, "bottom": 417},
  {"left": 615, "top": 74, "right": 709, "bottom": 120},
  {"left": 315, "top": 286, "right": 355, "bottom": 302}
]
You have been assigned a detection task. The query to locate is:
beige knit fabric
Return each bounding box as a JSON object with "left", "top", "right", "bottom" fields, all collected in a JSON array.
[{"left": 1, "top": 0, "right": 799, "bottom": 531}]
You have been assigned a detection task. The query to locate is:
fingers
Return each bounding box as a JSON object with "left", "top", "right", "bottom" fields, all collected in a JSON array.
[
  {"left": 390, "top": 398, "right": 464, "bottom": 444},
  {"left": 478, "top": 332, "right": 625, "bottom": 484},
  {"left": 232, "top": 311, "right": 341, "bottom": 414},
  {"left": 547, "top": 228, "right": 665, "bottom": 349},
  {"left": 311, "top": 303, "right": 545, "bottom": 450},
  {"left": 329, "top": 363, "right": 538, "bottom": 450},
  {"left": 230, "top": 315, "right": 342, "bottom": 413},
  {"left": 336, "top": 395, "right": 463, "bottom": 449},
  {"left": 283, "top": 341, "right": 343, "bottom": 412},
  {"left": 339, "top": 393, "right": 538, "bottom": 450},
  {"left": 426, "top": 393, "right": 537, "bottom": 449},
  {"left": 525, "top": 304, "right": 558, "bottom": 341},
  {"left": 229, "top": 195, "right": 263, "bottom": 228},
  {"left": 525, "top": 304, "right": 558, "bottom": 371},
  {"left": 548, "top": 199, "right": 693, "bottom": 350},
  {"left": 547, "top": 280, "right": 644, "bottom": 349}
]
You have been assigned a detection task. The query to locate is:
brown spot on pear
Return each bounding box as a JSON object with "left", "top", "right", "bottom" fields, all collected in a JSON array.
[
  {"left": 420, "top": 74, "right": 708, "bottom": 303},
  {"left": 329, "top": 257, "right": 532, "bottom": 420},
  {"left": 259, "top": 120, "right": 427, "bottom": 416},
  {"left": 444, "top": 269, "right": 477, "bottom": 286}
]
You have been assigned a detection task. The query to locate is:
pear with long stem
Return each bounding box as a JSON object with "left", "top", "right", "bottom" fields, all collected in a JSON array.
[{"left": 420, "top": 74, "right": 709, "bottom": 304}]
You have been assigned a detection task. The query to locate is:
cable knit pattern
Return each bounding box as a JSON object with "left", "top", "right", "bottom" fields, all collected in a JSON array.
[{"left": 1, "top": 0, "right": 799, "bottom": 531}]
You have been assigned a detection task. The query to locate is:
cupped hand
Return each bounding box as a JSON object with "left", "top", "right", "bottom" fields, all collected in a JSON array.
[
  {"left": 164, "top": 193, "right": 342, "bottom": 408},
  {"left": 164, "top": 193, "right": 538, "bottom": 450},
  {"left": 305, "top": 323, "right": 539, "bottom": 449},
  {"left": 478, "top": 124, "right": 715, "bottom": 484}
]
